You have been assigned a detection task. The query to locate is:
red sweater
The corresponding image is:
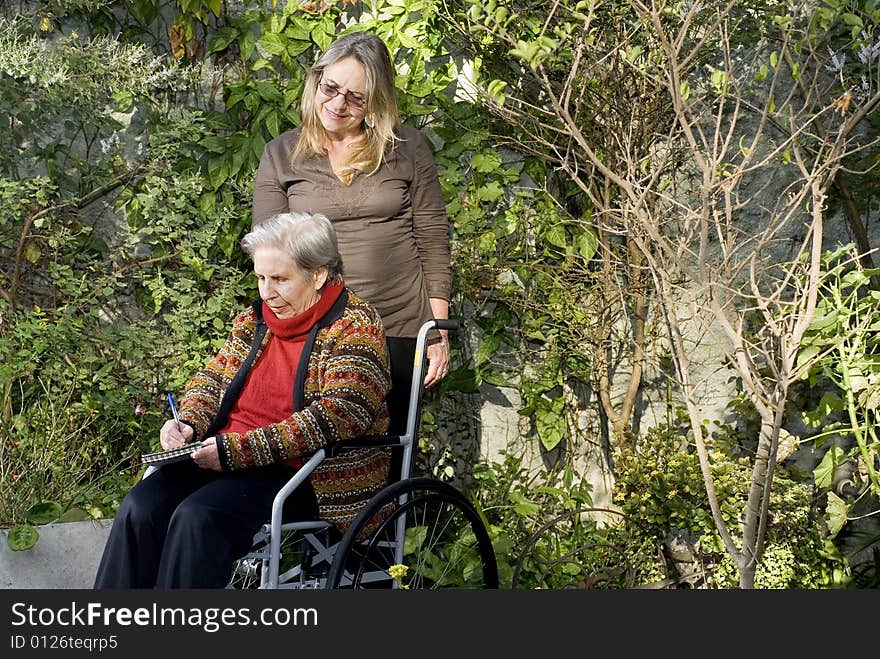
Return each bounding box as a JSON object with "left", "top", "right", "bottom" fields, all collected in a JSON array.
[{"left": 219, "top": 281, "right": 344, "bottom": 468}]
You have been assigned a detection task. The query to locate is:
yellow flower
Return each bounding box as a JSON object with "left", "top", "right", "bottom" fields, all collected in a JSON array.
[{"left": 388, "top": 564, "right": 408, "bottom": 581}]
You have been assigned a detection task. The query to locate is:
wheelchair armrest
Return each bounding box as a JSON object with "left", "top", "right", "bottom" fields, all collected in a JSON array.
[{"left": 324, "top": 434, "right": 402, "bottom": 458}]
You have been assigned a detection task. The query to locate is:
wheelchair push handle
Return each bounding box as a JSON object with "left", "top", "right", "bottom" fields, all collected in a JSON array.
[
  {"left": 431, "top": 318, "right": 459, "bottom": 332},
  {"left": 415, "top": 318, "right": 459, "bottom": 349}
]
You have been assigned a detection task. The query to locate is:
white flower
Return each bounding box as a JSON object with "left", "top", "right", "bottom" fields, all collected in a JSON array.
[
  {"left": 857, "top": 36, "right": 880, "bottom": 65},
  {"left": 826, "top": 47, "right": 845, "bottom": 73}
]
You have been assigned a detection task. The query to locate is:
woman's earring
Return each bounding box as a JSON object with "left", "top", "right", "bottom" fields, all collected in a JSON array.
[{"left": 364, "top": 114, "right": 376, "bottom": 129}]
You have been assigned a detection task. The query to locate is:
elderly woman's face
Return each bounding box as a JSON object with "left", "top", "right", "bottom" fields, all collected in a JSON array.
[
  {"left": 253, "top": 246, "right": 327, "bottom": 319},
  {"left": 316, "top": 57, "right": 368, "bottom": 140}
]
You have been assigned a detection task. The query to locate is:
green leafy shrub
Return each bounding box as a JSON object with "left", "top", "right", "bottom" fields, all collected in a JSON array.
[
  {"left": 0, "top": 12, "right": 253, "bottom": 540},
  {"left": 469, "top": 451, "right": 641, "bottom": 589},
  {"left": 613, "top": 419, "right": 852, "bottom": 588},
  {"left": 796, "top": 247, "right": 880, "bottom": 522}
]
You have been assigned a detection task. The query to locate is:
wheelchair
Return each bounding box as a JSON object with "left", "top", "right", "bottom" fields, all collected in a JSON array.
[{"left": 224, "top": 318, "right": 498, "bottom": 589}]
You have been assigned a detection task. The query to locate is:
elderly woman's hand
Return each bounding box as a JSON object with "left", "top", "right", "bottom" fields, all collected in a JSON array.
[
  {"left": 191, "top": 437, "right": 221, "bottom": 472},
  {"left": 160, "top": 419, "right": 194, "bottom": 450}
]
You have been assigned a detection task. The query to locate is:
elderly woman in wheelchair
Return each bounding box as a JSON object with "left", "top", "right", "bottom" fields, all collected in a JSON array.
[{"left": 94, "top": 211, "right": 393, "bottom": 589}]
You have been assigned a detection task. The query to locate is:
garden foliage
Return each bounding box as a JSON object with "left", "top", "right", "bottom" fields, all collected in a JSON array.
[{"left": 1, "top": 0, "right": 878, "bottom": 587}]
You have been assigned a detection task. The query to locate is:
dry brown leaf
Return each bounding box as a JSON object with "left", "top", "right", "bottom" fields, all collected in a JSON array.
[
  {"left": 169, "top": 25, "right": 185, "bottom": 61},
  {"left": 185, "top": 38, "right": 203, "bottom": 60},
  {"left": 301, "top": 1, "right": 332, "bottom": 13},
  {"left": 834, "top": 90, "right": 852, "bottom": 115}
]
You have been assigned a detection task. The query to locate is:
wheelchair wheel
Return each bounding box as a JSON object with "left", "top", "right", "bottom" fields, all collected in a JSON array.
[
  {"left": 326, "top": 477, "right": 498, "bottom": 589},
  {"left": 227, "top": 553, "right": 263, "bottom": 589}
]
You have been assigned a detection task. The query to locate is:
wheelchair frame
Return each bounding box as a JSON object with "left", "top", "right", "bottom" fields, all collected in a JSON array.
[{"left": 228, "top": 318, "right": 498, "bottom": 589}]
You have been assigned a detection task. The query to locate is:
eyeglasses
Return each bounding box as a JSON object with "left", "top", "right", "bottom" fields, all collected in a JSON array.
[{"left": 318, "top": 81, "right": 367, "bottom": 109}]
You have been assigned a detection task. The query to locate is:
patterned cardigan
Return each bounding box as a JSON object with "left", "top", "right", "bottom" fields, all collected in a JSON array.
[{"left": 178, "top": 289, "right": 392, "bottom": 531}]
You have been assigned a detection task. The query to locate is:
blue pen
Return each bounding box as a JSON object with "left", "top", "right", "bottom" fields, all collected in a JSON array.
[{"left": 166, "top": 392, "right": 182, "bottom": 432}]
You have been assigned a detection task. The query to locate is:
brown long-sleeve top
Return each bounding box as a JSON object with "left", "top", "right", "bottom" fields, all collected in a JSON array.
[{"left": 252, "top": 124, "right": 452, "bottom": 339}]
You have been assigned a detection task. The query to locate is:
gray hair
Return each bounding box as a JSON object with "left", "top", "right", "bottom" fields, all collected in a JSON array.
[{"left": 241, "top": 212, "right": 343, "bottom": 284}]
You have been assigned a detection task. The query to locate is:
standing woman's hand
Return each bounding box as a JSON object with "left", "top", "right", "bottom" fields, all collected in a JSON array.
[
  {"left": 425, "top": 297, "right": 451, "bottom": 387},
  {"left": 425, "top": 334, "right": 450, "bottom": 387}
]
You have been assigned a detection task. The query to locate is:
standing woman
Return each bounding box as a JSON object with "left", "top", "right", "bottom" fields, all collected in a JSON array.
[{"left": 252, "top": 31, "right": 452, "bottom": 429}]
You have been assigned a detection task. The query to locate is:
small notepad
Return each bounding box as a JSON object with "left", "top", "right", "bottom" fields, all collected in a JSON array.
[{"left": 141, "top": 443, "right": 201, "bottom": 467}]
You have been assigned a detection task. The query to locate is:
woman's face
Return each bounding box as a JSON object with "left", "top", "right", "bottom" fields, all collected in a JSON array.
[
  {"left": 253, "top": 246, "right": 327, "bottom": 319},
  {"left": 316, "top": 57, "right": 368, "bottom": 140}
]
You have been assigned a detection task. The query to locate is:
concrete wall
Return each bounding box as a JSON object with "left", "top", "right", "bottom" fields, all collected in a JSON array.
[{"left": 0, "top": 520, "right": 112, "bottom": 589}]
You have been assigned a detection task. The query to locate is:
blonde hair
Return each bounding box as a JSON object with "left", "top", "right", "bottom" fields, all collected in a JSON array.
[{"left": 293, "top": 32, "right": 400, "bottom": 185}]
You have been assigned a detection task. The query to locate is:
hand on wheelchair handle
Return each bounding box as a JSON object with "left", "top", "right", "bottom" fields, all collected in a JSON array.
[{"left": 424, "top": 334, "right": 450, "bottom": 388}]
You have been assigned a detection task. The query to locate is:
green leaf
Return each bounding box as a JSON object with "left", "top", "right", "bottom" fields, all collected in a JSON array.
[
  {"left": 477, "top": 231, "right": 497, "bottom": 255},
  {"left": 510, "top": 40, "right": 540, "bottom": 65},
  {"left": 846, "top": 365, "right": 869, "bottom": 392},
  {"left": 57, "top": 507, "right": 91, "bottom": 523},
  {"left": 24, "top": 242, "right": 41, "bottom": 263},
  {"left": 576, "top": 229, "right": 598, "bottom": 261},
  {"left": 841, "top": 13, "right": 863, "bottom": 28},
  {"left": 841, "top": 268, "right": 869, "bottom": 289},
  {"left": 251, "top": 133, "right": 266, "bottom": 163},
  {"left": 476, "top": 181, "right": 504, "bottom": 203},
  {"left": 801, "top": 390, "right": 842, "bottom": 427},
  {"left": 533, "top": 485, "right": 566, "bottom": 498},
  {"left": 254, "top": 80, "right": 283, "bottom": 103},
  {"left": 471, "top": 152, "right": 502, "bottom": 173},
  {"left": 313, "top": 27, "right": 333, "bottom": 52},
  {"left": 240, "top": 28, "right": 256, "bottom": 61},
  {"left": 444, "top": 366, "right": 479, "bottom": 393},
  {"left": 824, "top": 491, "right": 849, "bottom": 537},
  {"left": 259, "top": 33, "right": 288, "bottom": 56},
  {"left": 808, "top": 309, "right": 838, "bottom": 332},
  {"left": 266, "top": 110, "right": 280, "bottom": 138},
  {"left": 7, "top": 525, "right": 39, "bottom": 551},
  {"left": 536, "top": 396, "right": 565, "bottom": 451},
  {"left": 206, "top": 27, "right": 238, "bottom": 55},
  {"left": 543, "top": 224, "right": 567, "bottom": 249},
  {"left": 813, "top": 445, "right": 843, "bottom": 488},
  {"left": 199, "top": 136, "right": 228, "bottom": 154},
  {"left": 508, "top": 492, "right": 540, "bottom": 516},
  {"left": 397, "top": 31, "right": 420, "bottom": 49},
  {"left": 475, "top": 333, "right": 501, "bottom": 366},
  {"left": 91, "top": 362, "right": 114, "bottom": 384},
  {"left": 796, "top": 344, "right": 821, "bottom": 372},
  {"left": 493, "top": 211, "right": 518, "bottom": 237},
  {"left": 26, "top": 501, "right": 63, "bottom": 525},
  {"left": 487, "top": 79, "right": 507, "bottom": 105},
  {"left": 680, "top": 81, "right": 690, "bottom": 101},
  {"left": 479, "top": 369, "right": 510, "bottom": 387}
]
